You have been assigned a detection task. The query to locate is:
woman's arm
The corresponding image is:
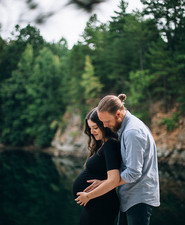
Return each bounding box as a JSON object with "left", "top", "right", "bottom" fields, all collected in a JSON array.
[{"left": 75, "top": 169, "right": 126, "bottom": 206}]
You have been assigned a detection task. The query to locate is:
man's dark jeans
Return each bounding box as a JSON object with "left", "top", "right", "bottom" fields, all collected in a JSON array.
[{"left": 117, "top": 203, "right": 153, "bottom": 225}]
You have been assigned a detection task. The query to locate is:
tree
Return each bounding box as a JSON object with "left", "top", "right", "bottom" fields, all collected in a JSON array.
[
  {"left": 0, "top": 44, "right": 34, "bottom": 145},
  {"left": 101, "top": 1, "right": 133, "bottom": 92},
  {"left": 141, "top": 0, "right": 185, "bottom": 51},
  {"left": 81, "top": 55, "right": 103, "bottom": 105},
  {"left": 140, "top": 0, "right": 185, "bottom": 111},
  {"left": 81, "top": 14, "right": 107, "bottom": 50},
  {"left": 148, "top": 39, "right": 183, "bottom": 112},
  {"left": 101, "top": 1, "right": 159, "bottom": 93},
  {"left": 47, "top": 38, "right": 71, "bottom": 108},
  {"left": 128, "top": 70, "right": 154, "bottom": 121},
  {"left": 25, "top": 47, "right": 64, "bottom": 146},
  {"left": 0, "top": 25, "right": 45, "bottom": 82},
  {"left": 109, "top": 0, "right": 128, "bottom": 39},
  {"left": 0, "top": 44, "right": 65, "bottom": 147},
  {"left": 123, "top": 13, "right": 159, "bottom": 71},
  {"left": 80, "top": 14, "right": 109, "bottom": 92},
  {"left": 65, "top": 43, "right": 90, "bottom": 110}
]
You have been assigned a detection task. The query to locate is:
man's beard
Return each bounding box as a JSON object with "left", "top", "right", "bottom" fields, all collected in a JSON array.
[{"left": 111, "top": 119, "right": 122, "bottom": 133}]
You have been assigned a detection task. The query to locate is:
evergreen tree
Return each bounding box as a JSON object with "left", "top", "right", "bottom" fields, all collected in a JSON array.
[
  {"left": 141, "top": 0, "right": 185, "bottom": 111},
  {"left": 141, "top": 0, "right": 185, "bottom": 51},
  {"left": 66, "top": 43, "right": 90, "bottom": 111},
  {"left": 0, "top": 44, "right": 34, "bottom": 145},
  {"left": 81, "top": 55, "right": 103, "bottom": 106},
  {"left": 25, "top": 47, "right": 64, "bottom": 146},
  {"left": 102, "top": 1, "right": 160, "bottom": 93},
  {"left": 128, "top": 69, "right": 154, "bottom": 121},
  {"left": 80, "top": 14, "right": 108, "bottom": 92},
  {"left": 0, "top": 25, "right": 45, "bottom": 81}
]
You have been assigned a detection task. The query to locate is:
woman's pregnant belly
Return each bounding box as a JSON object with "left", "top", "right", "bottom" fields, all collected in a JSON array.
[
  {"left": 73, "top": 169, "right": 97, "bottom": 198},
  {"left": 73, "top": 169, "right": 119, "bottom": 210}
]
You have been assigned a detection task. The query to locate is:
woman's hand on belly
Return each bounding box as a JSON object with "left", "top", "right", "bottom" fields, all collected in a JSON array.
[{"left": 75, "top": 192, "right": 90, "bottom": 206}]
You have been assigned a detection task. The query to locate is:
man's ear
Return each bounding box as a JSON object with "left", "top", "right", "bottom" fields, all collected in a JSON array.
[{"left": 116, "top": 110, "right": 121, "bottom": 118}]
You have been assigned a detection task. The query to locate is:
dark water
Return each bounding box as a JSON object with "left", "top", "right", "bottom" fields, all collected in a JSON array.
[{"left": 0, "top": 150, "right": 185, "bottom": 225}]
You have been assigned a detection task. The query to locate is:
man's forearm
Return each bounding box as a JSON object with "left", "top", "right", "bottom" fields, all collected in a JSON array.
[{"left": 118, "top": 177, "right": 126, "bottom": 186}]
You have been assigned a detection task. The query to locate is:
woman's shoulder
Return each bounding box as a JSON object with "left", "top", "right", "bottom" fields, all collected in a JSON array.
[
  {"left": 103, "top": 138, "right": 121, "bottom": 159},
  {"left": 105, "top": 138, "right": 120, "bottom": 148}
]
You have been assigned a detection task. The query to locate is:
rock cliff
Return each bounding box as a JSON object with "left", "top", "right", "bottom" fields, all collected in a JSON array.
[
  {"left": 150, "top": 102, "right": 185, "bottom": 166},
  {"left": 51, "top": 113, "right": 88, "bottom": 157},
  {"left": 52, "top": 104, "right": 185, "bottom": 166}
]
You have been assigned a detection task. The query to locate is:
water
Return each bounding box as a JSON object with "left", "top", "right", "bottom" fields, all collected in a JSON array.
[{"left": 0, "top": 150, "right": 184, "bottom": 225}]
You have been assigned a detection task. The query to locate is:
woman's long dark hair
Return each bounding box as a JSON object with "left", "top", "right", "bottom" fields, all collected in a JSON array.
[{"left": 84, "top": 107, "right": 117, "bottom": 159}]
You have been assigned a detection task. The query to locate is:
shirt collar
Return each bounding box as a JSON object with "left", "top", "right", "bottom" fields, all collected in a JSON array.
[{"left": 117, "top": 110, "right": 131, "bottom": 140}]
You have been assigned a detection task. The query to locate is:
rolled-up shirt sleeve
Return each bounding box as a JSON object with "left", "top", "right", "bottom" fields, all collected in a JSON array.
[{"left": 120, "top": 129, "right": 146, "bottom": 183}]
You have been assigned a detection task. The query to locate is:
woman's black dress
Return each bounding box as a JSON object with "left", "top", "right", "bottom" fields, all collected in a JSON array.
[{"left": 73, "top": 139, "right": 121, "bottom": 225}]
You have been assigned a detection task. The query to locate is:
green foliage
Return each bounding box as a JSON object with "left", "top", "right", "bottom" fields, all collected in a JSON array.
[
  {"left": 0, "top": 41, "right": 66, "bottom": 146},
  {"left": 141, "top": 0, "right": 185, "bottom": 51},
  {"left": 129, "top": 70, "right": 154, "bottom": 105},
  {"left": 0, "top": 0, "right": 185, "bottom": 147},
  {"left": 0, "top": 25, "right": 45, "bottom": 82},
  {"left": 141, "top": 0, "right": 185, "bottom": 111},
  {"left": 25, "top": 47, "right": 65, "bottom": 146},
  {"left": 80, "top": 55, "right": 103, "bottom": 119},
  {"left": 127, "top": 70, "right": 154, "bottom": 122},
  {"left": 0, "top": 44, "right": 34, "bottom": 145},
  {"left": 81, "top": 55, "right": 103, "bottom": 101},
  {"left": 80, "top": 14, "right": 109, "bottom": 92},
  {"left": 160, "top": 113, "right": 180, "bottom": 131},
  {"left": 65, "top": 44, "right": 89, "bottom": 107},
  {"left": 81, "top": 14, "right": 107, "bottom": 50}
]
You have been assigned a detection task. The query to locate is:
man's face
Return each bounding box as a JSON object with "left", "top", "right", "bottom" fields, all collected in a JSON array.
[{"left": 97, "top": 111, "right": 122, "bottom": 132}]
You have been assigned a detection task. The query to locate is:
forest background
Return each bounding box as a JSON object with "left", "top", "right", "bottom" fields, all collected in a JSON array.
[{"left": 0, "top": 0, "right": 185, "bottom": 148}]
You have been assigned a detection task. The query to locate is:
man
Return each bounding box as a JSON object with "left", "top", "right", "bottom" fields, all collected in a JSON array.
[{"left": 88, "top": 94, "right": 160, "bottom": 225}]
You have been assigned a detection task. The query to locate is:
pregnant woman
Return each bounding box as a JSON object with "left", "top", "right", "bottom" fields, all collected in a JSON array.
[{"left": 73, "top": 107, "right": 123, "bottom": 225}]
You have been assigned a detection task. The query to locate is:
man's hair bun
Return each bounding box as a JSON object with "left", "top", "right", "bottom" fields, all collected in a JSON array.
[{"left": 118, "top": 94, "right": 127, "bottom": 102}]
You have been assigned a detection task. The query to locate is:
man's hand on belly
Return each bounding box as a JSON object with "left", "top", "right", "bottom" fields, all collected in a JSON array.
[{"left": 83, "top": 179, "right": 105, "bottom": 192}]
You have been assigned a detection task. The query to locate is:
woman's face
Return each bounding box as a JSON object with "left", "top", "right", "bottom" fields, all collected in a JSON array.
[{"left": 87, "top": 119, "right": 103, "bottom": 141}]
